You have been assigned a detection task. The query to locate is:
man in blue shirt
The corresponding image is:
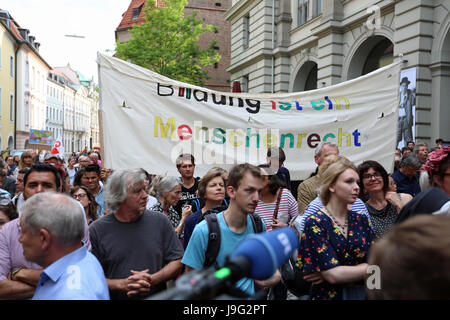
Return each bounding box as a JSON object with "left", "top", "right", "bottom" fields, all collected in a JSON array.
[
  {"left": 392, "top": 155, "right": 422, "bottom": 197},
  {"left": 182, "top": 163, "right": 280, "bottom": 297},
  {"left": 80, "top": 164, "right": 106, "bottom": 217},
  {"left": 19, "top": 192, "right": 109, "bottom": 300}
]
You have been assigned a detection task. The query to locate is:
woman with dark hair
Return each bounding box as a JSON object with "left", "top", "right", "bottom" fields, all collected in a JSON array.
[
  {"left": 255, "top": 164, "right": 297, "bottom": 231},
  {"left": 71, "top": 185, "right": 98, "bottom": 225},
  {"left": 358, "top": 160, "right": 412, "bottom": 239},
  {"left": 267, "top": 147, "right": 291, "bottom": 192},
  {"left": 0, "top": 202, "right": 18, "bottom": 229},
  {"left": 73, "top": 168, "right": 86, "bottom": 187}
]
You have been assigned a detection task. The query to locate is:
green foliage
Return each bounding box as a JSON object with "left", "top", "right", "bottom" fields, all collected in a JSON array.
[{"left": 116, "top": 0, "right": 221, "bottom": 86}]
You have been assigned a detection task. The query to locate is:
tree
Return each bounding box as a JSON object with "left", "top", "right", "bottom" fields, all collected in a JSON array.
[{"left": 116, "top": 0, "right": 221, "bottom": 86}]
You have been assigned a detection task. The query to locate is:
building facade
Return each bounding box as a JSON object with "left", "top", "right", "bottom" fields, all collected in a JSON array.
[
  {"left": 0, "top": 18, "right": 17, "bottom": 150},
  {"left": 225, "top": 0, "right": 450, "bottom": 144},
  {"left": 56, "top": 64, "right": 94, "bottom": 156},
  {"left": 116, "top": 0, "right": 232, "bottom": 91},
  {"left": 0, "top": 10, "right": 52, "bottom": 150},
  {"left": 46, "top": 70, "right": 64, "bottom": 142}
]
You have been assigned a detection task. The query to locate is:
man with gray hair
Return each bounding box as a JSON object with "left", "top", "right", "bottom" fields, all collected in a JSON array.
[
  {"left": 0, "top": 164, "right": 91, "bottom": 299},
  {"left": 415, "top": 143, "right": 429, "bottom": 164},
  {"left": 392, "top": 154, "right": 422, "bottom": 197},
  {"left": 19, "top": 192, "right": 109, "bottom": 300},
  {"left": 89, "top": 169, "right": 184, "bottom": 300},
  {"left": 297, "top": 142, "right": 339, "bottom": 214}
]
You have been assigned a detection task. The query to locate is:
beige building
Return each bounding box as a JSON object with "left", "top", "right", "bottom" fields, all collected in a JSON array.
[
  {"left": 225, "top": 0, "right": 450, "bottom": 144},
  {"left": 0, "top": 18, "right": 17, "bottom": 150},
  {"left": 1, "top": 10, "right": 52, "bottom": 150}
]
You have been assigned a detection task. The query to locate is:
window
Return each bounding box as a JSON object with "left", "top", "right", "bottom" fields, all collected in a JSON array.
[
  {"left": 298, "top": 0, "right": 322, "bottom": 26},
  {"left": 298, "top": 0, "right": 308, "bottom": 26},
  {"left": 243, "top": 15, "right": 250, "bottom": 47},
  {"left": 10, "top": 55, "right": 14, "bottom": 77},
  {"left": 132, "top": 5, "right": 143, "bottom": 20},
  {"left": 214, "top": 62, "right": 218, "bottom": 69},
  {"left": 25, "top": 62, "right": 29, "bottom": 87}
]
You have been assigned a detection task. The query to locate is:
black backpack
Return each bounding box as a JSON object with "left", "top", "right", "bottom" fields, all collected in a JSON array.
[{"left": 196, "top": 206, "right": 263, "bottom": 268}]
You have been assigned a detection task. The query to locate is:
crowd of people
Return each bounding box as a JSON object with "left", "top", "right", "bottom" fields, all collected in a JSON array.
[{"left": 0, "top": 139, "right": 448, "bottom": 301}]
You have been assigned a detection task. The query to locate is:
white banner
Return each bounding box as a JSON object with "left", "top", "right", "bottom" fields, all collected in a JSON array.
[{"left": 97, "top": 53, "right": 401, "bottom": 180}]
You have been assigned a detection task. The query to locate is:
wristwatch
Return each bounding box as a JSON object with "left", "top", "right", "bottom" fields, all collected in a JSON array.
[{"left": 10, "top": 267, "right": 24, "bottom": 281}]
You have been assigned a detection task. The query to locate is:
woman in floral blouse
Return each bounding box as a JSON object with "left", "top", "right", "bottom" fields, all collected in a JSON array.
[
  {"left": 297, "top": 159, "right": 375, "bottom": 300},
  {"left": 151, "top": 176, "right": 192, "bottom": 238}
]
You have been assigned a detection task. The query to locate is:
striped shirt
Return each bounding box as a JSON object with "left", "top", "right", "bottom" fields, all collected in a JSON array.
[
  {"left": 254, "top": 188, "right": 298, "bottom": 232},
  {"left": 294, "top": 196, "right": 370, "bottom": 235}
]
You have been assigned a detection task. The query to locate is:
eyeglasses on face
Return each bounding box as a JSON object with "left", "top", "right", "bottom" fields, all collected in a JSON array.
[
  {"left": 73, "top": 193, "right": 87, "bottom": 200},
  {"left": 362, "top": 172, "right": 382, "bottom": 180}
]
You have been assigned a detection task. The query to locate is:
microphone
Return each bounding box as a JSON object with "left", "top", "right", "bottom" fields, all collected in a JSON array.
[
  {"left": 231, "top": 226, "right": 299, "bottom": 280},
  {"left": 149, "top": 227, "right": 299, "bottom": 300}
]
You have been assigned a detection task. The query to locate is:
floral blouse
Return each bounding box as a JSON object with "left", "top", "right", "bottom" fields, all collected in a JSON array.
[
  {"left": 150, "top": 203, "right": 182, "bottom": 237},
  {"left": 296, "top": 209, "right": 375, "bottom": 300}
]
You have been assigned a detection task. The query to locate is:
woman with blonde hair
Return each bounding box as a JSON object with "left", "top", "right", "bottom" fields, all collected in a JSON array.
[
  {"left": 12, "top": 152, "right": 33, "bottom": 178},
  {"left": 183, "top": 168, "right": 228, "bottom": 249},
  {"left": 296, "top": 160, "right": 374, "bottom": 300},
  {"left": 293, "top": 155, "right": 369, "bottom": 236}
]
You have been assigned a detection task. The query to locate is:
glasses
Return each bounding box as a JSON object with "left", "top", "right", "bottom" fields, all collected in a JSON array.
[
  {"left": 362, "top": 172, "right": 382, "bottom": 180},
  {"left": 73, "top": 193, "right": 87, "bottom": 200}
]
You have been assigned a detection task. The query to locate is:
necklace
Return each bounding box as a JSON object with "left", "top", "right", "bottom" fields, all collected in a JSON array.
[{"left": 325, "top": 206, "right": 348, "bottom": 236}]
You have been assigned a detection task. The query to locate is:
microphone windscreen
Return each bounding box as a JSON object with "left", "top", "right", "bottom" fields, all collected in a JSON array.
[{"left": 231, "top": 227, "right": 299, "bottom": 280}]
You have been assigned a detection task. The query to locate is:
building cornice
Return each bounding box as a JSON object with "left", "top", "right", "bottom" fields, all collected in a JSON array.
[{"left": 224, "top": 0, "right": 257, "bottom": 21}]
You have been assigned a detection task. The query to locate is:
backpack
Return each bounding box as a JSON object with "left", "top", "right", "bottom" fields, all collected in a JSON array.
[{"left": 196, "top": 205, "right": 263, "bottom": 268}]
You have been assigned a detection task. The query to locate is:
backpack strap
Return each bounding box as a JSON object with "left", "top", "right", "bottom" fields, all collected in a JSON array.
[
  {"left": 273, "top": 188, "right": 283, "bottom": 220},
  {"left": 193, "top": 199, "right": 201, "bottom": 212},
  {"left": 204, "top": 211, "right": 262, "bottom": 268},
  {"left": 204, "top": 212, "right": 221, "bottom": 268},
  {"left": 249, "top": 212, "right": 263, "bottom": 234}
]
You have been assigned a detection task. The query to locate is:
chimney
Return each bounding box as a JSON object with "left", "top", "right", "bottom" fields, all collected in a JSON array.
[{"left": 34, "top": 42, "right": 40, "bottom": 51}]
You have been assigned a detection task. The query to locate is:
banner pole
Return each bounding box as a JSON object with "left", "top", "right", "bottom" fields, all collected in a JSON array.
[{"left": 97, "top": 53, "right": 106, "bottom": 168}]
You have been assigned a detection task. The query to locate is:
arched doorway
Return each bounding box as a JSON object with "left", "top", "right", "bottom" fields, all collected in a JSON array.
[
  {"left": 347, "top": 36, "right": 394, "bottom": 80},
  {"left": 292, "top": 61, "right": 318, "bottom": 92}
]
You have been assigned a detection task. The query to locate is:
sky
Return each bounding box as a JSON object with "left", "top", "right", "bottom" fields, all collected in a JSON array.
[{"left": 1, "top": 0, "right": 131, "bottom": 83}]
